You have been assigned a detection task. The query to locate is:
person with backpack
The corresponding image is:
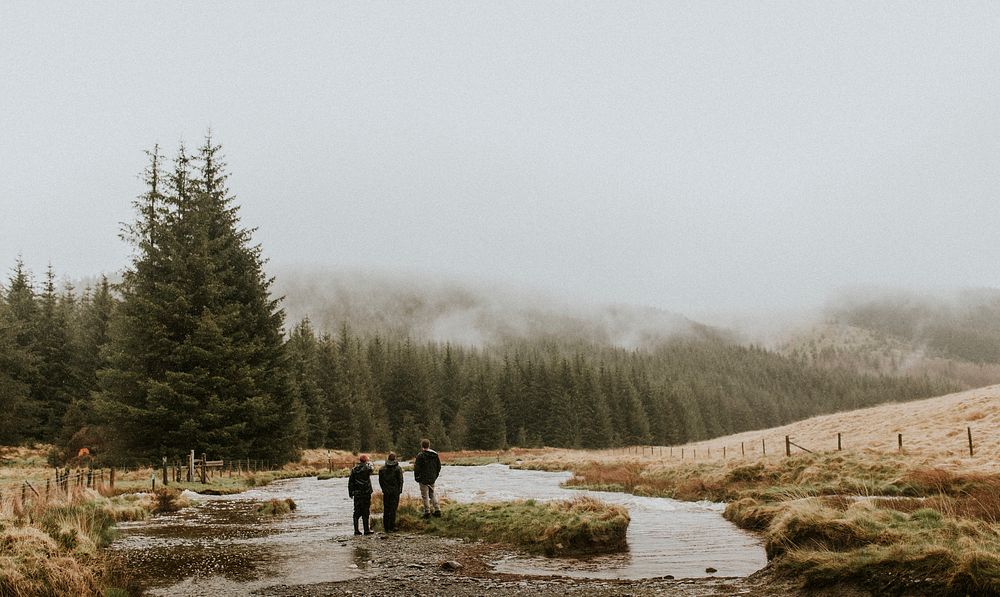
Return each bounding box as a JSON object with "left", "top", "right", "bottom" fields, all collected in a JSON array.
[
  {"left": 378, "top": 452, "right": 404, "bottom": 532},
  {"left": 413, "top": 438, "right": 442, "bottom": 518},
  {"left": 348, "top": 454, "right": 374, "bottom": 535}
]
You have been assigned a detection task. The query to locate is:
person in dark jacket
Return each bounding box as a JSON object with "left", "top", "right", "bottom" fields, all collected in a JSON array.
[
  {"left": 348, "top": 454, "right": 374, "bottom": 535},
  {"left": 413, "top": 438, "right": 441, "bottom": 518},
  {"left": 378, "top": 452, "right": 404, "bottom": 532}
]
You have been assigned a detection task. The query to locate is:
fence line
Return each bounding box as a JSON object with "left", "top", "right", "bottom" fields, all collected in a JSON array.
[
  {"left": 604, "top": 425, "right": 983, "bottom": 462},
  {"left": 1, "top": 451, "right": 284, "bottom": 505}
]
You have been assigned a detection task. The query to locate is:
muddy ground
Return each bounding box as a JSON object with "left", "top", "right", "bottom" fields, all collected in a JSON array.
[{"left": 254, "top": 532, "right": 825, "bottom": 597}]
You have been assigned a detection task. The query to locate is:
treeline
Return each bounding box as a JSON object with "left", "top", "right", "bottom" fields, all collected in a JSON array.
[
  {"left": 0, "top": 264, "right": 113, "bottom": 448},
  {"left": 0, "top": 267, "right": 953, "bottom": 461},
  {"left": 283, "top": 322, "right": 954, "bottom": 457}
]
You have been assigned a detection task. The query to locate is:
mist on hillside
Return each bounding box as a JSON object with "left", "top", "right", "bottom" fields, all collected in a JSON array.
[
  {"left": 274, "top": 267, "right": 708, "bottom": 349},
  {"left": 764, "top": 287, "right": 1000, "bottom": 390}
]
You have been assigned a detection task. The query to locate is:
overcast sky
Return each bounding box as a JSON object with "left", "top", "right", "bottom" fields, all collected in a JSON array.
[{"left": 2, "top": 2, "right": 998, "bottom": 316}]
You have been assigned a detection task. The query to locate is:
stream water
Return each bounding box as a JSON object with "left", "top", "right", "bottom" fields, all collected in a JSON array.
[{"left": 109, "top": 464, "right": 766, "bottom": 594}]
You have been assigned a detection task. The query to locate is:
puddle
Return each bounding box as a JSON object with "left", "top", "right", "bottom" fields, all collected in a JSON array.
[{"left": 109, "top": 464, "right": 766, "bottom": 593}]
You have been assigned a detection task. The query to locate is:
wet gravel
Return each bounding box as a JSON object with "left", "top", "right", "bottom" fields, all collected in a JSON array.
[{"left": 255, "top": 533, "right": 798, "bottom": 597}]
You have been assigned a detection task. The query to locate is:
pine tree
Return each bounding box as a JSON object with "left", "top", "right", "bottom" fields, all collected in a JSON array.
[
  {"left": 5, "top": 259, "right": 42, "bottom": 438},
  {"left": 0, "top": 293, "right": 32, "bottom": 444},
  {"left": 97, "top": 138, "right": 299, "bottom": 463},
  {"left": 286, "top": 318, "right": 328, "bottom": 448},
  {"left": 466, "top": 371, "right": 505, "bottom": 450},
  {"left": 34, "top": 266, "right": 77, "bottom": 438}
]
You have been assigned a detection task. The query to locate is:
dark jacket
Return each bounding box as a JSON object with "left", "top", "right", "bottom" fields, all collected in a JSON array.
[
  {"left": 348, "top": 462, "right": 374, "bottom": 497},
  {"left": 378, "top": 461, "right": 404, "bottom": 495},
  {"left": 413, "top": 449, "right": 441, "bottom": 485}
]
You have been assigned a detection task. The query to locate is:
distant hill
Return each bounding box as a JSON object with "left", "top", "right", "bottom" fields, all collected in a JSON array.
[
  {"left": 827, "top": 289, "right": 1000, "bottom": 365},
  {"left": 773, "top": 289, "right": 1000, "bottom": 390},
  {"left": 275, "top": 268, "right": 714, "bottom": 348}
]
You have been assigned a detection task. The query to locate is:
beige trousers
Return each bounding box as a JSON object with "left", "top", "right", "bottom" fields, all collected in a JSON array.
[{"left": 419, "top": 483, "right": 439, "bottom": 513}]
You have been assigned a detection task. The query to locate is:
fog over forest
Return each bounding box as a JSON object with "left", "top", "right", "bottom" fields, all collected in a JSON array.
[{"left": 3, "top": 3, "right": 999, "bottom": 317}]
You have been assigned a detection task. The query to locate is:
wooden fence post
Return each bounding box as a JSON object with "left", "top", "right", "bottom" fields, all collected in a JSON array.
[
  {"left": 762, "top": 438, "right": 766, "bottom": 456},
  {"left": 898, "top": 433, "right": 903, "bottom": 452},
  {"left": 188, "top": 450, "right": 195, "bottom": 483},
  {"left": 162, "top": 457, "right": 168, "bottom": 487},
  {"left": 968, "top": 427, "right": 974, "bottom": 457},
  {"left": 785, "top": 436, "right": 791, "bottom": 457},
  {"left": 837, "top": 432, "right": 842, "bottom": 451},
  {"left": 201, "top": 453, "right": 207, "bottom": 484},
  {"left": 723, "top": 446, "right": 726, "bottom": 458},
  {"left": 741, "top": 441, "right": 745, "bottom": 457},
  {"left": 110, "top": 467, "right": 115, "bottom": 490}
]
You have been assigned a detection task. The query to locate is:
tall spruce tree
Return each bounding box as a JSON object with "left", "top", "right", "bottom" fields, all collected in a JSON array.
[
  {"left": 286, "top": 318, "right": 327, "bottom": 448},
  {"left": 5, "top": 259, "right": 42, "bottom": 438},
  {"left": 97, "top": 138, "right": 299, "bottom": 463},
  {"left": 0, "top": 293, "right": 32, "bottom": 444},
  {"left": 34, "top": 266, "right": 76, "bottom": 438}
]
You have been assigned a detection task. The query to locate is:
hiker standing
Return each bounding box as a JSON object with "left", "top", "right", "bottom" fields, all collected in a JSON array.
[
  {"left": 413, "top": 438, "right": 442, "bottom": 518},
  {"left": 378, "top": 452, "right": 404, "bottom": 532},
  {"left": 348, "top": 454, "right": 375, "bottom": 535}
]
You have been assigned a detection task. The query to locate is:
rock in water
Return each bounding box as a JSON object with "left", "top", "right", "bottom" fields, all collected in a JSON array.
[
  {"left": 440, "top": 560, "right": 463, "bottom": 571},
  {"left": 705, "top": 567, "right": 717, "bottom": 574}
]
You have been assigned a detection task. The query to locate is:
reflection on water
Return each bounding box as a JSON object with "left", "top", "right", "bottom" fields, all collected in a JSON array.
[{"left": 109, "top": 464, "right": 766, "bottom": 594}]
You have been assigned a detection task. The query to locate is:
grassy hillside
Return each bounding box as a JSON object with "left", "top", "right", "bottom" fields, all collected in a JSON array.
[
  {"left": 828, "top": 289, "right": 1000, "bottom": 365},
  {"left": 664, "top": 384, "right": 1000, "bottom": 470},
  {"left": 778, "top": 323, "right": 1000, "bottom": 390}
]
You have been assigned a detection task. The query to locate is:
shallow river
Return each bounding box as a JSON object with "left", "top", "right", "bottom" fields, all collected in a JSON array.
[{"left": 109, "top": 464, "right": 766, "bottom": 595}]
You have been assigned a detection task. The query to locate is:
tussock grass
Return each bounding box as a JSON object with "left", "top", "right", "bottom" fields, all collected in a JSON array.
[
  {"left": 0, "top": 487, "right": 152, "bottom": 596},
  {"left": 0, "top": 525, "right": 100, "bottom": 596},
  {"left": 150, "top": 488, "right": 190, "bottom": 514},
  {"left": 394, "top": 496, "right": 629, "bottom": 556},
  {"left": 759, "top": 497, "right": 1000, "bottom": 594},
  {"left": 256, "top": 498, "right": 297, "bottom": 516}
]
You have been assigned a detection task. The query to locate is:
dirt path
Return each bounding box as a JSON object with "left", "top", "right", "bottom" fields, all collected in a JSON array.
[{"left": 254, "top": 533, "right": 805, "bottom": 597}]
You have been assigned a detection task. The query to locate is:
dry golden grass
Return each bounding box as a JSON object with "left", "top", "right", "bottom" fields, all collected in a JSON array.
[
  {"left": 667, "top": 384, "right": 1000, "bottom": 470},
  {"left": 0, "top": 486, "right": 150, "bottom": 596},
  {"left": 506, "top": 385, "right": 1000, "bottom": 476}
]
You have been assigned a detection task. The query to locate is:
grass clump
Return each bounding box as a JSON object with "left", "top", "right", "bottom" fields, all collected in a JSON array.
[
  {"left": 0, "top": 487, "right": 155, "bottom": 596},
  {"left": 256, "top": 498, "right": 297, "bottom": 516},
  {"left": 0, "top": 525, "right": 101, "bottom": 596},
  {"left": 396, "top": 496, "right": 629, "bottom": 556},
  {"left": 769, "top": 498, "right": 1000, "bottom": 594},
  {"left": 150, "top": 487, "right": 190, "bottom": 514}
]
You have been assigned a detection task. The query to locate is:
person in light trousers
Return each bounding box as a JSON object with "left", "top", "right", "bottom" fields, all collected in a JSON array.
[{"left": 413, "top": 438, "right": 441, "bottom": 518}]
